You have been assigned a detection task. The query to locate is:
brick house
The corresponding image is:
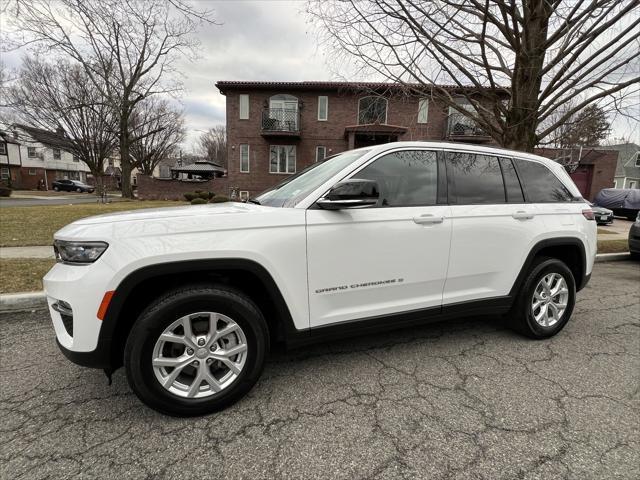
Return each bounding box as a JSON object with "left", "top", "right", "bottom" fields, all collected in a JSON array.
[
  {"left": 0, "top": 125, "right": 91, "bottom": 190},
  {"left": 216, "top": 81, "right": 499, "bottom": 200}
]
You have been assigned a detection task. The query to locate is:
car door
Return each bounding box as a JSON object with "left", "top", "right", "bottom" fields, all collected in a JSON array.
[
  {"left": 443, "top": 152, "right": 545, "bottom": 304},
  {"left": 306, "top": 148, "right": 452, "bottom": 328}
]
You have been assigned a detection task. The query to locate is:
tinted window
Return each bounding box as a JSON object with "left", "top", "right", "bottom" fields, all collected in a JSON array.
[
  {"left": 355, "top": 150, "right": 437, "bottom": 207},
  {"left": 447, "top": 152, "right": 505, "bottom": 204},
  {"left": 513, "top": 159, "right": 573, "bottom": 203},
  {"left": 500, "top": 158, "right": 524, "bottom": 203}
]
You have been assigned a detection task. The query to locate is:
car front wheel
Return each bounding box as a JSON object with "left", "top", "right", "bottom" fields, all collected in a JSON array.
[
  {"left": 509, "top": 257, "right": 576, "bottom": 339},
  {"left": 53, "top": 186, "right": 59, "bottom": 191},
  {"left": 124, "top": 284, "right": 269, "bottom": 416}
]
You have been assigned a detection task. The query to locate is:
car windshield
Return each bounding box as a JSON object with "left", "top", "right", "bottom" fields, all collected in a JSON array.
[{"left": 254, "top": 149, "right": 370, "bottom": 207}]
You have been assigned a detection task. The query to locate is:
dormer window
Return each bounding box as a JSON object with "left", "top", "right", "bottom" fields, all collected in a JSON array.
[{"left": 358, "top": 96, "right": 387, "bottom": 124}]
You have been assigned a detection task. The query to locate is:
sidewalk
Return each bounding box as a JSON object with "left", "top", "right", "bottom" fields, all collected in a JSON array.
[{"left": 0, "top": 246, "right": 54, "bottom": 259}]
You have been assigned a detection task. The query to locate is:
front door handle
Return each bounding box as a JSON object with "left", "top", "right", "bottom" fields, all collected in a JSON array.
[
  {"left": 512, "top": 211, "right": 535, "bottom": 220},
  {"left": 413, "top": 214, "right": 444, "bottom": 225}
]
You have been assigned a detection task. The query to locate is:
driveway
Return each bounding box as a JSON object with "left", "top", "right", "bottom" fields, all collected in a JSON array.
[{"left": 1, "top": 261, "right": 638, "bottom": 479}]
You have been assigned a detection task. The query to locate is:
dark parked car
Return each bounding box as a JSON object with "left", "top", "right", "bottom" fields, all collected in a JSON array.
[
  {"left": 593, "top": 188, "right": 640, "bottom": 221},
  {"left": 629, "top": 212, "right": 640, "bottom": 259},
  {"left": 52, "top": 179, "right": 95, "bottom": 193},
  {"left": 588, "top": 202, "right": 614, "bottom": 225}
]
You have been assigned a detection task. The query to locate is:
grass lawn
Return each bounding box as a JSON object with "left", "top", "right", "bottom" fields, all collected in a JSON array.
[
  {"left": 597, "top": 239, "right": 629, "bottom": 254},
  {"left": 0, "top": 200, "right": 184, "bottom": 247},
  {"left": 597, "top": 227, "right": 617, "bottom": 235},
  {"left": 0, "top": 258, "right": 56, "bottom": 293}
]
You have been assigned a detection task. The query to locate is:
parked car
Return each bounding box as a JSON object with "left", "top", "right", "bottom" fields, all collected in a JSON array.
[
  {"left": 588, "top": 202, "right": 614, "bottom": 225},
  {"left": 629, "top": 212, "right": 640, "bottom": 259},
  {"left": 52, "top": 179, "right": 95, "bottom": 193},
  {"left": 44, "top": 142, "right": 597, "bottom": 416},
  {"left": 593, "top": 188, "right": 640, "bottom": 220}
]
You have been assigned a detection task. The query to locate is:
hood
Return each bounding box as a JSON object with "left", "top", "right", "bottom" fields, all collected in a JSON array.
[{"left": 73, "top": 201, "right": 270, "bottom": 226}]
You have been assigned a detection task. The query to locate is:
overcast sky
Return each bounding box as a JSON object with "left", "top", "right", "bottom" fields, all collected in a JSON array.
[{"left": 2, "top": 0, "right": 637, "bottom": 150}]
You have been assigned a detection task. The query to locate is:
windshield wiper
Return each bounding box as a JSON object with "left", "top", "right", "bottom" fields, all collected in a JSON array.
[{"left": 247, "top": 198, "right": 261, "bottom": 205}]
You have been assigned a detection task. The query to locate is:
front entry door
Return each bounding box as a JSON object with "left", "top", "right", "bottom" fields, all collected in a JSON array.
[{"left": 305, "top": 149, "right": 452, "bottom": 328}]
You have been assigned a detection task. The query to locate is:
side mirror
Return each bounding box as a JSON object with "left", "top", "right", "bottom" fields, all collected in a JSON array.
[{"left": 316, "top": 179, "right": 379, "bottom": 210}]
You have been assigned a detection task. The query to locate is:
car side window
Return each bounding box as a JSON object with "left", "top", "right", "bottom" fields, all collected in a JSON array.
[
  {"left": 500, "top": 158, "right": 525, "bottom": 203},
  {"left": 447, "top": 152, "right": 506, "bottom": 204},
  {"left": 354, "top": 150, "right": 438, "bottom": 207},
  {"left": 513, "top": 159, "right": 573, "bottom": 203}
]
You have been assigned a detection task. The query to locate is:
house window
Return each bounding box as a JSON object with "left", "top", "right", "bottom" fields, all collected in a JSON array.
[
  {"left": 269, "top": 145, "right": 296, "bottom": 174},
  {"left": 108, "top": 158, "right": 114, "bottom": 167},
  {"left": 0, "top": 143, "right": 6, "bottom": 155},
  {"left": 316, "top": 146, "right": 326, "bottom": 162},
  {"left": 418, "top": 99, "right": 429, "bottom": 123},
  {"left": 53, "top": 148, "right": 61, "bottom": 159},
  {"left": 635, "top": 152, "right": 640, "bottom": 167},
  {"left": 267, "top": 94, "right": 299, "bottom": 131},
  {"left": 239, "top": 94, "right": 249, "bottom": 119},
  {"left": 239, "top": 191, "right": 250, "bottom": 201},
  {"left": 629, "top": 180, "right": 637, "bottom": 189},
  {"left": 0, "top": 167, "right": 8, "bottom": 179},
  {"left": 358, "top": 96, "right": 387, "bottom": 124},
  {"left": 318, "top": 96, "right": 328, "bottom": 121},
  {"left": 239, "top": 144, "right": 250, "bottom": 173},
  {"left": 69, "top": 171, "right": 80, "bottom": 180},
  {"left": 27, "top": 147, "right": 37, "bottom": 158},
  {"left": 28, "top": 168, "right": 37, "bottom": 175}
]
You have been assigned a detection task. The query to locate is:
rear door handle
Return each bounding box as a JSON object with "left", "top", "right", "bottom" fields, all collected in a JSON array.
[
  {"left": 413, "top": 214, "right": 444, "bottom": 225},
  {"left": 512, "top": 211, "right": 535, "bottom": 220}
]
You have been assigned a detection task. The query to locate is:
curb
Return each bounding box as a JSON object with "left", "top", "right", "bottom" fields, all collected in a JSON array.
[
  {"left": 594, "top": 252, "right": 631, "bottom": 263},
  {"left": 0, "top": 292, "right": 47, "bottom": 313}
]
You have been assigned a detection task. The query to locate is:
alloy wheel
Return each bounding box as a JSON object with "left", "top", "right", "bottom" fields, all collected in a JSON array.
[
  {"left": 531, "top": 273, "right": 569, "bottom": 327},
  {"left": 152, "top": 312, "right": 248, "bottom": 399}
]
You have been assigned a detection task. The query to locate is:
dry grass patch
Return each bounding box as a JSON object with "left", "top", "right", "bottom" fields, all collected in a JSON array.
[
  {"left": 0, "top": 200, "right": 185, "bottom": 247},
  {"left": 0, "top": 258, "right": 56, "bottom": 293},
  {"left": 597, "top": 228, "right": 617, "bottom": 235},
  {"left": 597, "top": 239, "right": 629, "bottom": 254}
]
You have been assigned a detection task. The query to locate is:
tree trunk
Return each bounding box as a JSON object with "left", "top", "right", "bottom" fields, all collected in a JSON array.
[
  {"left": 501, "top": 0, "right": 552, "bottom": 152},
  {"left": 119, "top": 113, "right": 133, "bottom": 199}
]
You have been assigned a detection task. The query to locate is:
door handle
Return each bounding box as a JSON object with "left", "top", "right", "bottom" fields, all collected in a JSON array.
[
  {"left": 413, "top": 214, "right": 444, "bottom": 225},
  {"left": 512, "top": 211, "right": 534, "bottom": 220}
]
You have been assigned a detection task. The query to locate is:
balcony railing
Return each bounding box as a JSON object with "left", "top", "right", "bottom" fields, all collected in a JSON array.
[
  {"left": 447, "top": 113, "right": 489, "bottom": 139},
  {"left": 261, "top": 108, "right": 300, "bottom": 135}
]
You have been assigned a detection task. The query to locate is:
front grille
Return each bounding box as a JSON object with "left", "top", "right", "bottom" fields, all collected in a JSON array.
[{"left": 52, "top": 300, "right": 73, "bottom": 337}]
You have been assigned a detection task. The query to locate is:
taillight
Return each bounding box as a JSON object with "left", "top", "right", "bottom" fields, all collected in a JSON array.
[{"left": 582, "top": 209, "right": 595, "bottom": 221}]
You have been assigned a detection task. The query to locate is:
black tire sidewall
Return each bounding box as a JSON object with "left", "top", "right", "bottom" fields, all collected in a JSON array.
[
  {"left": 125, "top": 287, "right": 268, "bottom": 416},
  {"left": 519, "top": 259, "right": 576, "bottom": 338}
]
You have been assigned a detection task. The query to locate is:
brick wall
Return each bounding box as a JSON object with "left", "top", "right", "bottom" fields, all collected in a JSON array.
[
  {"left": 136, "top": 175, "right": 230, "bottom": 201},
  {"left": 224, "top": 87, "right": 481, "bottom": 198}
]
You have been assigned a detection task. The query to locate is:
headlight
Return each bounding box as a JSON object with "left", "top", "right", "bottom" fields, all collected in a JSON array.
[{"left": 54, "top": 240, "right": 109, "bottom": 264}]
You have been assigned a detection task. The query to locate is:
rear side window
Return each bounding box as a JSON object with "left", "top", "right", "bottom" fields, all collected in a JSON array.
[
  {"left": 447, "top": 152, "right": 505, "bottom": 204},
  {"left": 500, "top": 158, "right": 525, "bottom": 203},
  {"left": 355, "top": 150, "right": 437, "bottom": 207},
  {"left": 513, "top": 159, "right": 573, "bottom": 203}
]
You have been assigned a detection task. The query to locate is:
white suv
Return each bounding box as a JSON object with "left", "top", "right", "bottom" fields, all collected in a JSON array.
[{"left": 44, "top": 142, "right": 597, "bottom": 416}]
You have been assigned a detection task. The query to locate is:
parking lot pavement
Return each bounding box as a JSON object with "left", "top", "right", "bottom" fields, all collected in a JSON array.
[{"left": 1, "top": 262, "right": 638, "bottom": 480}]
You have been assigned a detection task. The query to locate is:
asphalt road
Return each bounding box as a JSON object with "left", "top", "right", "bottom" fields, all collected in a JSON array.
[
  {"left": 0, "top": 195, "right": 121, "bottom": 207},
  {"left": 1, "top": 261, "right": 638, "bottom": 479}
]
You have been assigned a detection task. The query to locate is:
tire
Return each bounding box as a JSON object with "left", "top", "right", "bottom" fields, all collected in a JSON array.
[
  {"left": 630, "top": 251, "right": 640, "bottom": 260},
  {"left": 53, "top": 186, "right": 59, "bottom": 191},
  {"left": 124, "top": 284, "right": 269, "bottom": 416},
  {"left": 76, "top": 188, "right": 82, "bottom": 193},
  {"left": 509, "top": 257, "right": 576, "bottom": 339}
]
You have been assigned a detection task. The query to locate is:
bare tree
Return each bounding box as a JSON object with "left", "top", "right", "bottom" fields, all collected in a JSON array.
[
  {"left": 129, "top": 97, "right": 185, "bottom": 175},
  {"left": 4, "top": 0, "right": 216, "bottom": 197},
  {"left": 308, "top": 0, "right": 640, "bottom": 152},
  {"left": 198, "top": 126, "right": 227, "bottom": 168},
  {"left": 7, "top": 56, "right": 118, "bottom": 184}
]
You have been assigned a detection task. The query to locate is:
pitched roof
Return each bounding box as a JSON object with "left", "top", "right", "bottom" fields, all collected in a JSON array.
[
  {"left": 602, "top": 143, "right": 640, "bottom": 178},
  {"left": 215, "top": 80, "right": 507, "bottom": 95},
  {"left": 14, "top": 124, "right": 72, "bottom": 149},
  {"left": 171, "top": 160, "right": 225, "bottom": 174}
]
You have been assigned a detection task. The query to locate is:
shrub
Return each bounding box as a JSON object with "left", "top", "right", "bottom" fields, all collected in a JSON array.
[
  {"left": 207, "top": 191, "right": 215, "bottom": 199},
  {"left": 190, "top": 197, "right": 208, "bottom": 205},
  {"left": 210, "top": 196, "right": 229, "bottom": 203},
  {"left": 184, "top": 192, "right": 196, "bottom": 201},
  {"left": 0, "top": 186, "right": 12, "bottom": 197},
  {"left": 197, "top": 191, "right": 210, "bottom": 200}
]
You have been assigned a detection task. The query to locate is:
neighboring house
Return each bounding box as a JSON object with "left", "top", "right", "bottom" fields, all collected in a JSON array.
[
  {"left": 0, "top": 130, "right": 23, "bottom": 188},
  {"left": 610, "top": 143, "right": 640, "bottom": 189},
  {"left": 536, "top": 147, "right": 618, "bottom": 201},
  {"left": 2, "top": 124, "right": 91, "bottom": 190},
  {"left": 171, "top": 158, "right": 226, "bottom": 181},
  {"left": 216, "top": 80, "right": 503, "bottom": 198}
]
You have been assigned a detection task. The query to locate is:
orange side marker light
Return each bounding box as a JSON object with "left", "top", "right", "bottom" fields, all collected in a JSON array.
[{"left": 97, "top": 291, "right": 115, "bottom": 320}]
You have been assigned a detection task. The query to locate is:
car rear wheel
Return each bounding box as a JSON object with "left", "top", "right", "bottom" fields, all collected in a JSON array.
[
  {"left": 76, "top": 187, "right": 82, "bottom": 192},
  {"left": 509, "top": 257, "right": 576, "bottom": 339},
  {"left": 53, "top": 186, "right": 59, "bottom": 191},
  {"left": 124, "top": 284, "right": 269, "bottom": 416}
]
